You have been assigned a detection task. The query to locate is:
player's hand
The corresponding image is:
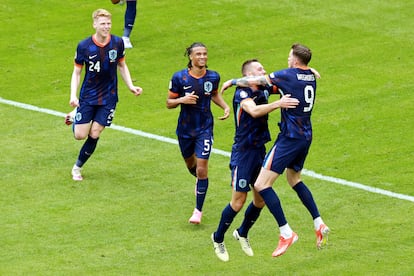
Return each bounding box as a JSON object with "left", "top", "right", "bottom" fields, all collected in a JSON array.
[
  {"left": 181, "top": 91, "right": 199, "bottom": 104},
  {"left": 310, "top": 67, "right": 321, "bottom": 79},
  {"left": 278, "top": 94, "right": 299, "bottom": 109},
  {"left": 69, "top": 96, "right": 79, "bottom": 107},
  {"left": 218, "top": 106, "right": 230, "bottom": 120},
  {"left": 131, "top": 86, "right": 143, "bottom": 96},
  {"left": 220, "top": 80, "right": 233, "bottom": 94}
]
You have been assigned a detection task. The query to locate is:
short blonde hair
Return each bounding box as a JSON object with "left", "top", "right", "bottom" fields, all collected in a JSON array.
[{"left": 92, "top": 9, "right": 112, "bottom": 21}]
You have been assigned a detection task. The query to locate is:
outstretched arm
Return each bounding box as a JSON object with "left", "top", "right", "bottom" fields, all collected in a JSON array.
[
  {"left": 220, "top": 76, "right": 269, "bottom": 94},
  {"left": 242, "top": 94, "right": 299, "bottom": 118}
]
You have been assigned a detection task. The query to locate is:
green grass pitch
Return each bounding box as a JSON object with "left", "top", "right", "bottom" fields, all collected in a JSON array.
[{"left": 1, "top": 0, "right": 413, "bottom": 274}]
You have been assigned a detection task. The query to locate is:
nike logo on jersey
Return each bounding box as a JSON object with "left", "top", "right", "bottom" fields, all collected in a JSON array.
[
  {"left": 183, "top": 86, "right": 192, "bottom": 89},
  {"left": 89, "top": 54, "right": 97, "bottom": 59}
]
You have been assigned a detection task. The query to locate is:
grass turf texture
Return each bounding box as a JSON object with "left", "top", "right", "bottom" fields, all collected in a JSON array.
[{"left": 1, "top": 0, "right": 413, "bottom": 274}]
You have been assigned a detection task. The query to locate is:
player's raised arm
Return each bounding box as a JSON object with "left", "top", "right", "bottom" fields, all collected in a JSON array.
[{"left": 220, "top": 76, "right": 269, "bottom": 94}]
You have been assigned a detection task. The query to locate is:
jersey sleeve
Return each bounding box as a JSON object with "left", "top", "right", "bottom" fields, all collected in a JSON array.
[
  {"left": 169, "top": 71, "right": 182, "bottom": 94},
  {"left": 235, "top": 88, "right": 252, "bottom": 104},
  {"left": 74, "top": 42, "right": 85, "bottom": 66},
  {"left": 213, "top": 72, "right": 220, "bottom": 92}
]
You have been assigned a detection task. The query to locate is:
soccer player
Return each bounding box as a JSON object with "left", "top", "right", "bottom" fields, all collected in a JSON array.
[
  {"left": 221, "top": 43, "right": 330, "bottom": 257},
  {"left": 66, "top": 8, "right": 143, "bottom": 181},
  {"left": 166, "top": 42, "right": 230, "bottom": 224},
  {"left": 211, "top": 59, "right": 299, "bottom": 262}
]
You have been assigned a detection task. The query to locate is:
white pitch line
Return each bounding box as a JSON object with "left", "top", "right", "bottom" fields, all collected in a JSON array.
[{"left": 1, "top": 97, "right": 413, "bottom": 203}]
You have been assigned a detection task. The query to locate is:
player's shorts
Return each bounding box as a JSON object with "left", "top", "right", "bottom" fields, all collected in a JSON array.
[
  {"left": 263, "top": 134, "right": 312, "bottom": 174},
  {"left": 178, "top": 131, "right": 213, "bottom": 160},
  {"left": 230, "top": 147, "right": 266, "bottom": 192},
  {"left": 75, "top": 103, "right": 117, "bottom": 127}
]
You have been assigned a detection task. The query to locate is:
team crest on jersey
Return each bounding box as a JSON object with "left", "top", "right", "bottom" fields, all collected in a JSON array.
[
  {"left": 108, "top": 50, "right": 117, "bottom": 62},
  {"left": 204, "top": 81, "right": 213, "bottom": 95}
]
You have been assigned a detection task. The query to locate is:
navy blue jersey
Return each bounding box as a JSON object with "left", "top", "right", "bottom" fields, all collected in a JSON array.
[
  {"left": 74, "top": 35, "right": 125, "bottom": 106},
  {"left": 268, "top": 68, "right": 316, "bottom": 140},
  {"left": 169, "top": 69, "right": 220, "bottom": 138},
  {"left": 232, "top": 85, "right": 275, "bottom": 151}
]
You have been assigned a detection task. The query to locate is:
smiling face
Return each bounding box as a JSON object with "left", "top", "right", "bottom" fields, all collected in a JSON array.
[
  {"left": 189, "top": 46, "right": 208, "bottom": 68},
  {"left": 92, "top": 9, "right": 112, "bottom": 40},
  {"left": 94, "top": 16, "right": 111, "bottom": 39}
]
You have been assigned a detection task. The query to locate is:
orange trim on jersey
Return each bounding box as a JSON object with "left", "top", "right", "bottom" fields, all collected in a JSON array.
[
  {"left": 92, "top": 34, "right": 111, "bottom": 47},
  {"left": 74, "top": 62, "right": 83, "bottom": 68},
  {"left": 188, "top": 69, "right": 206, "bottom": 79},
  {"left": 271, "top": 84, "right": 279, "bottom": 94},
  {"left": 237, "top": 98, "right": 252, "bottom": 127},
  {"left": 168, "top": 91, "right": 179, "bottom": 99}
]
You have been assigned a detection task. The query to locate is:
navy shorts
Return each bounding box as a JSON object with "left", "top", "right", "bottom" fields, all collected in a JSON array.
[
  {"left": 230, "top": 147, "right": 266, "bottom": 192},
  {"left": 178, "top": 132, "right": 213, "bottom": 160},
  {"left": 263, "top": 134, "right": 311, "bottom": 174},
  {"left": 75, "top": 103, "right": 117, "bottom": 127}
]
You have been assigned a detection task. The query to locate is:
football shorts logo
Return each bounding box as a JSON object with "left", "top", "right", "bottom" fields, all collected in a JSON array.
[
  {"left": 75, "top": 112, "right": 82, "bottom": 122},
  {"left": 238, "top": 179, "right": 247, "bottom": 189}
]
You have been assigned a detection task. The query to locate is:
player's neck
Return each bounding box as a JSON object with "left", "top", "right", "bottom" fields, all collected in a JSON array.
[
  {"left": 189, "top": 66, "right": 206, "bottom": 78},
  {"left": 93, "top": 34, "right": 110, "bottom": 47},
  {"left": 295, "top": 64, "right": 309, "bottom": 70}
]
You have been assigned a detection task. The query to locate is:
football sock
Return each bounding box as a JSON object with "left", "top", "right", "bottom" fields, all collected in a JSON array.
[
  {"left": 238, "top": 202, "right": 262, "bottom": 237},
  {"left": 313, "top": 217, "right": 324, "bottom": 230},
  {"left": 214, "top": 204, "right": 238, "bottom": 243},
  {"left": 188, "top": 166, "right": 197, "bottom": 177},
  {"left": 259, "top": 187, "right": 287, "bottom": 227},
  {"left": 76, "top": 136, "right": 99, "bottom": 167},
  {"left": 195, "top": 178, "right": 208, "bottom": 211},
  {"left": 123, "top": 0, "right": 137, "bottom": 37},
  {"left": 293, "top": 181, "right": 320, "bottom": 219},
  {"left": 280, "top": 223, "right": 293, "bottom": 239}
]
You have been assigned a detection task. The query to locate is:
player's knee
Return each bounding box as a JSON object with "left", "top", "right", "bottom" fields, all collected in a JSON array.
[
  {"left": 231, "top": 195, "right": 247, "bottom": 212},
  {"left": 231, "top": 200, "right": 245, "bottom": 212},
  {"left": 253, "top": 199, "right": 265, "bottom": 209},
  {"left": 74, "top": 132, "right": 88, "bottom": 140},
  {"left": 196, "top": 170, "right": 207, "bottom": 179}
]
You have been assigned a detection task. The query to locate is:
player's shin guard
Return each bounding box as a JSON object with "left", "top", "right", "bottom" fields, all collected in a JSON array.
[
  {"left": 76, "top": 136, "right": 99, "bottom": 167},
  {"left": 195, "top": 178, "right": 208, "bottom": 211},
  {"left": 123, "top": 0, "right": 137, "bottom": 37},
  {"left": 215, "top": 204, "right": 238, "bottom": 242},
  {"left": 259, "top": 187, "right": 287, "bottom": 227},
  {"left": 293, "top": 181, "right": 320, "bottom": 219},
  {"left": 238, "top": 202, "right": 262, "bottom": 237}
]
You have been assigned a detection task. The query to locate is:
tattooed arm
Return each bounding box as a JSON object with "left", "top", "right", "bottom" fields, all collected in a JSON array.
[{"left": 220, "top": 75, "right": 270, "bottom": 94}]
